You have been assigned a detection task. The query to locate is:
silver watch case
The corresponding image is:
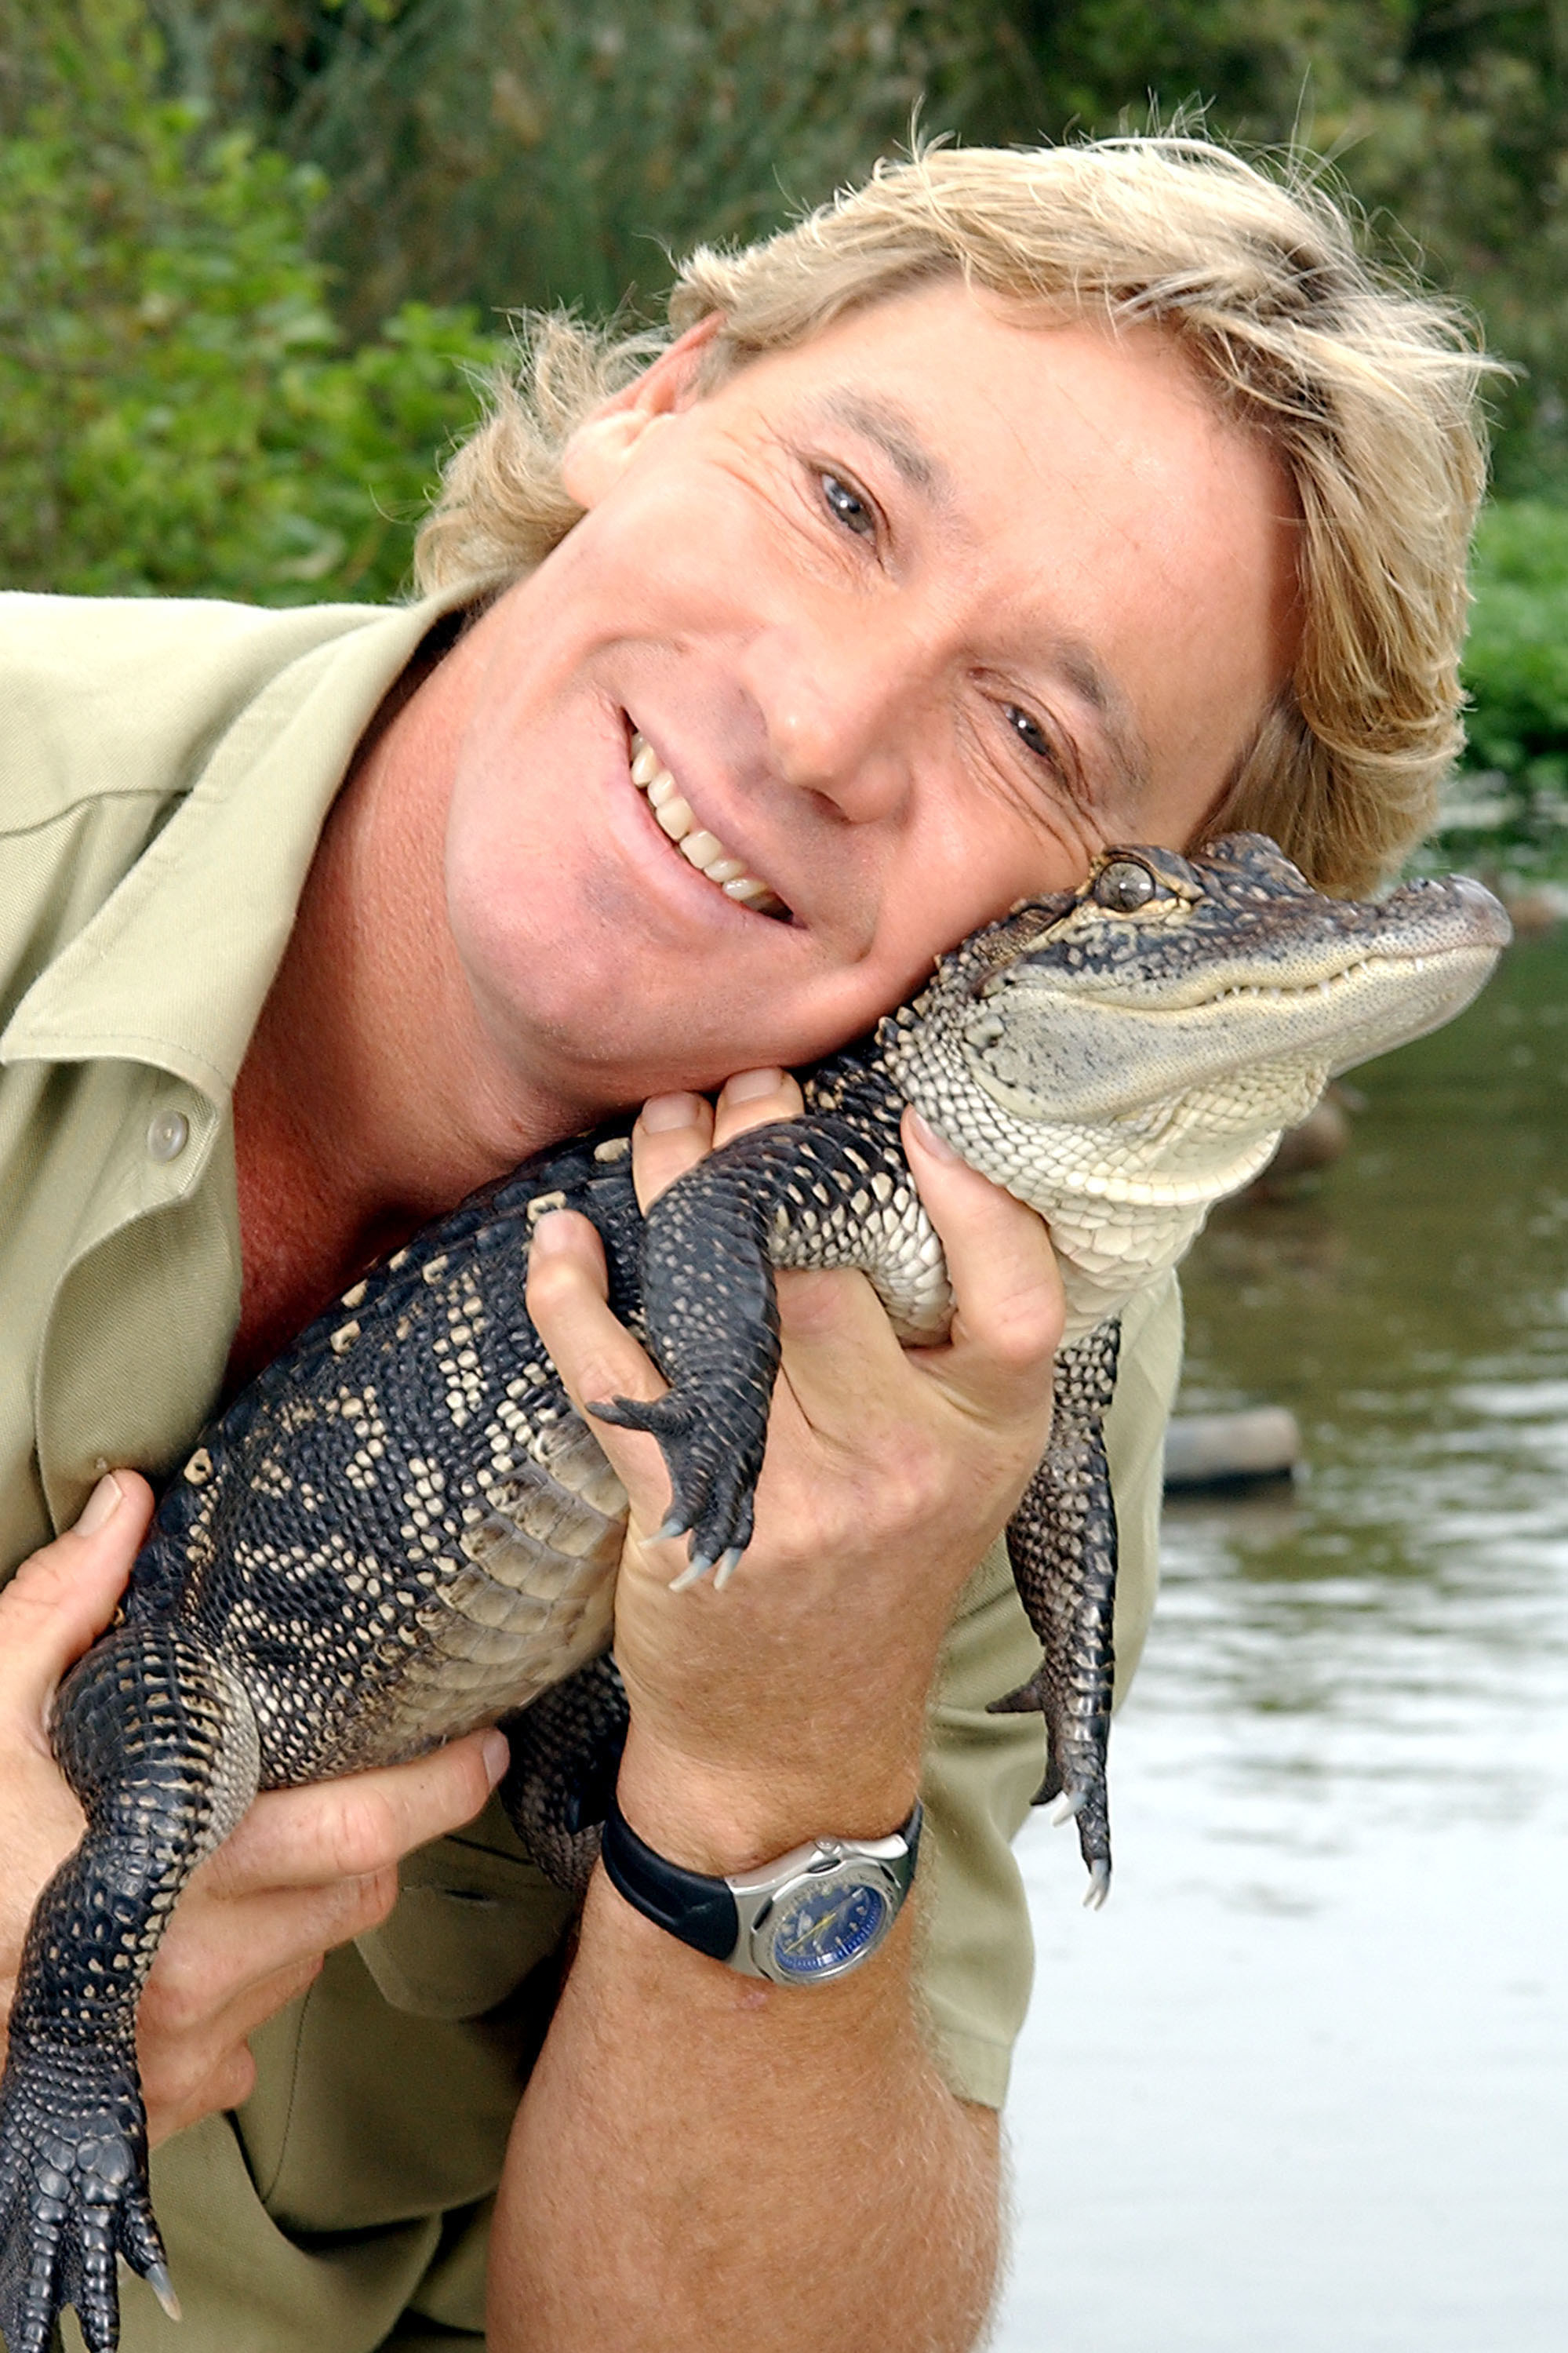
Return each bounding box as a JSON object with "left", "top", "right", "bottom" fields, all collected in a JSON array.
[{"left": 725, "top": 1820, "right": 920, "bottom": 1987}]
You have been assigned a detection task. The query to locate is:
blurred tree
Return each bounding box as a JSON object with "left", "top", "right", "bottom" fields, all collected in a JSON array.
[
  {"left": 964, "top": 2, "right": 1568, "bottom": 494},
  {"left": 169, "top": 0, "right": 991, "bottom": 333},
  {"left": 1453, "top": 499, "right": 1568, "bottom": 832},
  {"left": 13, "top": 0, "right": 1568, "bottom": 796},
  {"left": 0, "top": 0, "right": 505, "bottom": 600},
  {"left": 137, "top": 1, "right": 1568, "bottom": 490}
]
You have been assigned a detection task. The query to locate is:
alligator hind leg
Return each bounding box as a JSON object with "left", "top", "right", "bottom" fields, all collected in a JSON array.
[
  {"left": 991, "top": 1318, "right": 1122, "bottom": 1908},
  {"left": 497, "top": 1653, "right": 630, "bottom": 1897},
  {"left": 0, "top": 1624, "right": 260, "bottom": 2353}
]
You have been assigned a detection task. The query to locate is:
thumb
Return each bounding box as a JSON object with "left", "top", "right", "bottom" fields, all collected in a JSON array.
[{"left": 0, "top": 1471, "right": 155, "bottom": 1708}]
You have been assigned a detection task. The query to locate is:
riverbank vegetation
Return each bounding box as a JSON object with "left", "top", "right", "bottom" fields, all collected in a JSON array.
[{"left": 8, "top": 0, "right": 1568, "bottom": 866}]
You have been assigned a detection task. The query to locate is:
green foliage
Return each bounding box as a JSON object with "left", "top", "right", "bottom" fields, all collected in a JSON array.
[
  {"left": 135, "top": 2, "right": 1568, "bottom": 493},
  {"left": 242, "top": 0, "right": 988, "bottom": 334},
  {"left": 1444, "top": 500, "right": 1568, "bottom": 861},
  {"left": 0, "top": 0, "right": 506, "bottom": 603},
  {"left": 14, "top": 0, "right": 1568, "bottom": 716},
  {"left": 965, "top": 2, "right": 1568, "bottom": 498}
]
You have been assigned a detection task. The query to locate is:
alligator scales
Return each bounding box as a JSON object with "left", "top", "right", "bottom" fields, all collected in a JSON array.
[{"left": 0, "top": 835, "right": 1508, "bottom": 2353}]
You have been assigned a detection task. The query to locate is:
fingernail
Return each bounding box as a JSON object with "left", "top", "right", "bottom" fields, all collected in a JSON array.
[
  {"left": 641, "top": 1093, "right": 704, "bottom": 1134},
  {"left": 723, "top": 1067, "right": 784, "bottom": 1104},
  {"left": 77, "top": 1472, "right": 124, "bottom": 1537},
  {"left": 481, "top": 1729, "right": 511, "bottom": 1787},
  {"left": 908, "top": 1108, "right": 961, "bottom": 1163},
  {"left": 529, "top": 1209, "right": 573, "bottom": 1254}
]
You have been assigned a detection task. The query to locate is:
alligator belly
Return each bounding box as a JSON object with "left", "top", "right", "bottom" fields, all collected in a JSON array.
[{"left": 318, "top": 1453, "right": 626, "bottom": 1772}]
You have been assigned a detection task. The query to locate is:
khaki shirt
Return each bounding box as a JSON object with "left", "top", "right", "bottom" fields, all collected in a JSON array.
[{"left": 0, "top": 591, "right": 1181, "bottom": 2352}]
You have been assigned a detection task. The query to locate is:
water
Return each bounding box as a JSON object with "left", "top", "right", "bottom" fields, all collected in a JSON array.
[{"left": 994, "top": 924, "right": 1568, "bottom": 2353}]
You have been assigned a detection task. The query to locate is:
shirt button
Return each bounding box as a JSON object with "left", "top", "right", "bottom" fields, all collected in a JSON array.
[{"left": 147, "top": 1108, "right": 190, "bottom": 1163}]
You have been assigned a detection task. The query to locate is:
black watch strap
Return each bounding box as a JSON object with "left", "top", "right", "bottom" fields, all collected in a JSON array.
[
  {"left": 598, "top": 1795, "right": 924, "bottom": 1980},
  {"left": 599, "top": 1798, "right": 740, "bottom": 1961}
]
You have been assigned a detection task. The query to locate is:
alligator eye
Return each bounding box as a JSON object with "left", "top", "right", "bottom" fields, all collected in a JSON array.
[{"left": 1093, "top": 859, "right": 1158, "bottom": 912}]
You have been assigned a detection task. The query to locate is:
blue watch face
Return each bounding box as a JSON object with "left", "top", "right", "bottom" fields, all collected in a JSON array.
[{"left": 767, "top": 1873, "right": 891, "bottom": 1981}]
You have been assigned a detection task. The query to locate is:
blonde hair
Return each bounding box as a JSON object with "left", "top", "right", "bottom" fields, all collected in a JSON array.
[{"left": 415, "top": 137, "right": 1492, "bottom": 895}]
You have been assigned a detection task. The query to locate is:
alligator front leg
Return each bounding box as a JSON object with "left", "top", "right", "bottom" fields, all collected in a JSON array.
[
  {"left": 591, "top": 1111, "right": 930, "bottom": 1581},
  {"left": 589, "top": 1132, "right": 784, "bottom": 1580},
  {"left": 991, "top": 1318, "right": 1122, "bottom": 1909},
  {"left": 0, "top": 1625, "right": 260, "bottom": 2353}
]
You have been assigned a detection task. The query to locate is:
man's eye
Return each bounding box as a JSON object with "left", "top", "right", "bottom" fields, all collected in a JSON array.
[
  {"left": 1005, "top": 704, "right": 1054, "bottom": 762},
  {"left": 821, "top": 472, "right": 875, "bottom": 538}
]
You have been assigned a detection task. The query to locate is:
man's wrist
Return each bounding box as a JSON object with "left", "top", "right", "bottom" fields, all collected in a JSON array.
[{"left": 611, "top": 1719, "right": 923, "bottom": 1878}]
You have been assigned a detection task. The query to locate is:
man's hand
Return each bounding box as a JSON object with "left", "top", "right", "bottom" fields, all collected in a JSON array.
[
  {"left": 525, "top": 1067, "right": 1064, "bottom": 1867},
  {"left": 497, "top": 1069, "right": 1054, "bottom": 2349},
  {"left": 0, "top": 1475, "right": 508, "bottom": 2146}
]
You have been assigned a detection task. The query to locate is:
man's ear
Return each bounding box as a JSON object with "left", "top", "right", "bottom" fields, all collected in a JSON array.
[{"left": 561, "top": 315, "right": 726, "bottom": 508}]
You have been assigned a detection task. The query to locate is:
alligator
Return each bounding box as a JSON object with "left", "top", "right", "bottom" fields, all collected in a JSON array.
[{"left": 0, "top": 833, "right": 1508, "bottom": 2353}]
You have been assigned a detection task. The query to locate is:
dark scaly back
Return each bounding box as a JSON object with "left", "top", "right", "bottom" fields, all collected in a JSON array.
[{"left": 121, "top": 1123, "right": 646, "bottom": 1776}]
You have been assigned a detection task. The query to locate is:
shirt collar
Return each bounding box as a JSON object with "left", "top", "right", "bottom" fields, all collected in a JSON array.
[{"left": 2, "top": 592, "right": 469, "bottom": 1101}]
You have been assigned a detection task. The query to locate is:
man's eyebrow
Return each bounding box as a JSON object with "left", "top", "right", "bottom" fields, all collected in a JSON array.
[
  {"left": 1052, "top": 634, "right": 1151, "bottom": 801},
  {"left": 809, "top": 388, "right": 951, "bottom": 502}
]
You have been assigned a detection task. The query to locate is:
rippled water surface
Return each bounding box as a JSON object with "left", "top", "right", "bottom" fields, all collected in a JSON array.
[{"left": 994, "top": 924, "right": 1568, "bottom": 2353}]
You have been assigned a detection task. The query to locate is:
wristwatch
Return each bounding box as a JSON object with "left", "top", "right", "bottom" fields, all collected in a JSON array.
[{"left": 600, "top": 1794, "right": 922, "bottom": 1986}]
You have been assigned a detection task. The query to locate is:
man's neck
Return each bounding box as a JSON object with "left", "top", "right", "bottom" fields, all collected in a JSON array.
[{"left": 226, "top": 627, "right": 600, "bottom": 1390}]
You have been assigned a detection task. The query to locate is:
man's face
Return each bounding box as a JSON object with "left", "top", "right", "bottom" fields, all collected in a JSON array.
[{"left": 442, "top": 280, "right": 1301, "bottom": 1111}]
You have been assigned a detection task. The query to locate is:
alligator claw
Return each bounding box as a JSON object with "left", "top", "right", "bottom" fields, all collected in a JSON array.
[
  {"left": 145, "top": 2259, "right": 182, "bottom": 2322},
  {"left": 592, "top": 1387, "right": 764, "bottom": 1576},
  {"left": 670, "top": 1538, "right": 745, "bottom": 1591},
  {"left": 0, "top": 2038, "right": 166, "bottom": 2353}
]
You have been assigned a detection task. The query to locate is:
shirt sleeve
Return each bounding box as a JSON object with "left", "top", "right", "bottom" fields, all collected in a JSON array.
[{"left": 914, "top": 1270, "right": 1184, "bottom": 2107}]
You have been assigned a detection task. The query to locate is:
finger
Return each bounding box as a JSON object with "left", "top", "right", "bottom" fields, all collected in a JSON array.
[
  {"left": 631, "top": 1092, "right": 714, "bottom": 1214},
  {"left": 765, "top": 1260, "right": 913, "bottom": 1430},
  {"left": 197, "top": 1727, "right": 507, "bottom": 1896},
  {"left": 710, "top": 1067, "right": 803, "bottom": 1151},
  {"left": 144, "top": 1947, "right": 330, "bottom": 2144},
  {"left": 147, "top": 1867, "right": 390, "bottom": 2043},
  {"left": 903, "top": 1110, "right": 1064, "bottom": 1412},
  {"left": 147, "top": 2035, "right": 263, "bottom": 2148},
  {"left": 631, "top": 1072, "right": 806, "bottom": 1216},
  {"left": 526, "top": 1212, "right": 668, "bottom": 1412},
  {"left": 0, "top": 1472, "right": 155, "bottom": 1710},
  {"left": 142, "top": 1926, "right": 334, "bottom": 2061},
  {"left": 186, "top": 1954, "right": 326, "bottom": 2056}
]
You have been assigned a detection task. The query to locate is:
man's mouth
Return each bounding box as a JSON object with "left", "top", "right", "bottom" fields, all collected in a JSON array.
[{"left": 628, "top": 729, "right": 790, "bottom": 920}]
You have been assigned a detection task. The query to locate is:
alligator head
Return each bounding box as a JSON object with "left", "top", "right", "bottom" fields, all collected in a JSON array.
[{"left": 886, "top": 832, "right": 1511, "bottom": 1334}]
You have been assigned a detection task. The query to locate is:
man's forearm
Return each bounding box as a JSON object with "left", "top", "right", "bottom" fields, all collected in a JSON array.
[
  {"left": 491, "top": 1088, "right": 1059, "bottom": 2351},
  {"left": 488, "top": 1867, "right": 1001, "bottom": 2352}
]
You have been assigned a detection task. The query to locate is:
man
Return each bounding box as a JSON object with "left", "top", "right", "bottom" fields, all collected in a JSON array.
[{"left": 0, "top": 139, "right": 1485, "bottom": 2349}]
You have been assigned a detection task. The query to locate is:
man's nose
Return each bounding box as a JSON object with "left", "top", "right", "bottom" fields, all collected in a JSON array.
[{"left": 742, "top": 617, "right": 925, "bottom": 823}]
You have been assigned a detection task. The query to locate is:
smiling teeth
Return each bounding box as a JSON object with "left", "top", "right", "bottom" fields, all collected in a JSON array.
[{"left": 629, "top": 732, "right": 788, "bottom": 916}]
